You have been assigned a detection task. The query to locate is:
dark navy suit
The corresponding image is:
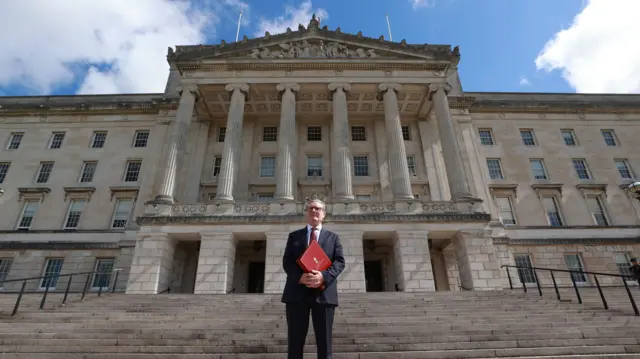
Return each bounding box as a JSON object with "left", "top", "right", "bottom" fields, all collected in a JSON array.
[{"left": 281, "top": 225, "right": 345, "bottom": 359}]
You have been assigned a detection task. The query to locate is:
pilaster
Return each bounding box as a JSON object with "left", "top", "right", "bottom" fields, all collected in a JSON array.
[
  {"left": 125, "top": 233, "right": 176, "bottom": 294},
  {"left": 333, "top": 230, "right": 365, "bottom": 293},
  {"left": 275, "top": 83, "right": 300, "bottom": 202},
  {"left": 194, "top": 233, "right": 236, "bottom": 294},
  {"left": 393, "top": 230, "right": 435, "bottom": 292},
  {"left": 328, "top": 83, "right": 354, "bottom": 201},
  {"left": 264, "top": 232, "right": 289, "bottom": 294}
]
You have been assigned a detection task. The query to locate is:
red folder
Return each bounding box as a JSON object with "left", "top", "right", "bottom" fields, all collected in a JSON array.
[{"left": 297, "top": 240, "right": 332, "bottom": 290}]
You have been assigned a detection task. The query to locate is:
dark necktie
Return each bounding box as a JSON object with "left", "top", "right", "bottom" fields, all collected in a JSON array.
[{"left": 310, "top": 228, "right": 317, "bottom": 245}]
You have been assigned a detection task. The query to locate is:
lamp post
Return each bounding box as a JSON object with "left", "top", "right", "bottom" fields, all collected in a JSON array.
[{"left": 628, "top": 182, "right": 640, "bottom": 201}]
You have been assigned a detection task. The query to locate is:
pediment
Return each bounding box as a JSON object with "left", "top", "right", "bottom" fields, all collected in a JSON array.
[{"left": 169, "top": 18, "right": 459, "bottom": 64}]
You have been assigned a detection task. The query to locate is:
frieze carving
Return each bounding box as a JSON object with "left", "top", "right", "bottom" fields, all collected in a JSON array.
[{"left": 249, "top": 40, "right": 379, "bottom": 59}]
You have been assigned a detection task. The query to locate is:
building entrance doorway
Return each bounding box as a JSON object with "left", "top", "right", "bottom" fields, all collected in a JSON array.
[
  {"left": 364, "top": 260, "right": 384, "bottom": 292},
  {"left": 247, "top": 261, "right": 265, "bottom": 293}
]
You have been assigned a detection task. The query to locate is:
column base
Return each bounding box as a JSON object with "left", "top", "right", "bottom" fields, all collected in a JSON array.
[
  {"left": 333, "top": 194, "right": 355, "bottom": 201},
  {"left": 147, "top": 195, "right": 175, "bottom": 205},
  {"left": 275, "top": 195, "right": 295, "bottom": 202},
  {"left": 393, "top": 194, "right": 415, "bottom": 201},
  {"left": 214, "top": 194, "right": 235, "bottom": 203},
  {"left": 453, "top": 192, "right": 482, "bottom": 202}
]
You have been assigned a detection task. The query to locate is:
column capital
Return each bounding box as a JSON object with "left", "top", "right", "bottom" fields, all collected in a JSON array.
[
  {"left": 176, "top": 84, "right": 199, "bottom": 97},
  {"left": 428, "top": 83, "right": 453, "bottom": 95},
  {"left": 328, "top": 83, "right": 351, "bottom": 93},
  {"left": 276, "top": 83, "right": 300, "bottom": 93},
  {"left": 225, "top": 83, "right": 249, "bottom": 94},
  {"left": 378, "top": 83, "right": 403, "bottom": 93}
]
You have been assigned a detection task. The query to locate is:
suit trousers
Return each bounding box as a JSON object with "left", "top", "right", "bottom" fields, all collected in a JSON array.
[{"left": 286, "top": 299, "right": 336, "bottom": 359}]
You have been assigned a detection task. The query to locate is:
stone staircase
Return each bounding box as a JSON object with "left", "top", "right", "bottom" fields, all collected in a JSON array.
[{"left": 1, "top": 290, "right": 640, "bottom": 358}]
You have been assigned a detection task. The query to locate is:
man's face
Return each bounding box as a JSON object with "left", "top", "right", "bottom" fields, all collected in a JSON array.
[{"left": 306, "top": 200, "right": 325, "bottom": 226}]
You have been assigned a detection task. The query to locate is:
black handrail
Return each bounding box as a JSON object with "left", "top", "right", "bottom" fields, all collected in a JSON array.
[
  {"left": 0, "top": 268, "right": 123, "bottom": 316},
  {"left": 501, "top": 264, "right": 639, "bottom": 316}
]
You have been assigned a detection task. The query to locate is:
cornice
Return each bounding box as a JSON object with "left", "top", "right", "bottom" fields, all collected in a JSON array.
[
  {"left": 0, "top": 241, "right": 123, "bottom": 250},
  {"left": 465, "top": 98, "right": 640, "bottom": 115},
  {"left": 0, "top": 96, "right": 179, "bottom": 117},
  {"left": 497, "top": 237, "right": 640, "bottom": 246},
  {"left": 178, "top": 62, "right": 446, "bottom": 72}
]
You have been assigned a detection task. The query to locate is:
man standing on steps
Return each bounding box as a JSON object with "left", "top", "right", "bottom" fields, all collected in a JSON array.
[{"left": 281, "top": 197, "right": 346, "bottom": 359}]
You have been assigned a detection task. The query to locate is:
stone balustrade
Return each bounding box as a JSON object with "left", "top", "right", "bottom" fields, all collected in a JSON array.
[{"left": 143, "top": 200, "right": 476, "bottom": 217}]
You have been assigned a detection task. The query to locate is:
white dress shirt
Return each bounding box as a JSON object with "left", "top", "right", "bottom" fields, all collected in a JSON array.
[{"left": 306, "top": 224, "right": 322, "bottom": 246}]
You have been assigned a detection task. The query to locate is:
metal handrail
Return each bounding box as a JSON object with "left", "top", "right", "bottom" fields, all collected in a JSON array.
[
  {"left": 501, "top": 264, "right": 639, "bottom": 316},
  {"left": 0, "top": 268, "right": 123, "bottom": 316}
]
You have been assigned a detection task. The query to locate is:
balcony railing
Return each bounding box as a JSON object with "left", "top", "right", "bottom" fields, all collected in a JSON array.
[{"left": 145, "top": 200, "right": 478, "bottom": 217}]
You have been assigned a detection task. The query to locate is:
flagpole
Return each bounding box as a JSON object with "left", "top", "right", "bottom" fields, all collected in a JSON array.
[
  {"left": 235, "top": 11, "right": 243, "bottom": 42},
  {"left": 385, "top": 13, "right": 393, "bottom": 41}
]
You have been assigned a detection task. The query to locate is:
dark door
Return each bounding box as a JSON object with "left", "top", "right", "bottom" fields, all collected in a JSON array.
[
  {"left": 364, "top": 260, "right": 384, "bottom": 292},
  {"left": 247, "top": 262, "right": 265, "bottom": 294}
]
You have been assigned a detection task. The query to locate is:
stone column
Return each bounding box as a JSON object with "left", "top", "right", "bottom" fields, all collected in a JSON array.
[
  {"left": 393, "top": 230, "right": 435, "bottom": 292},
  {"left": 125, "top": 233, "right": 176, "bottom": 294},
  {"left": 430, "top": 83, "right": 475, "bottom": 200},
  {"left": 152, "top": 85, "right": 198, "bottom": 204},
  {"left": 264, "top": 232, "right": 289, "bottom": 294},
  {"left": 215, "top": 83, "right": 249, "bottom": 202},
  {"left": 194, "top": 233, "right": 236, "bottom": 294},
  {"left": 275, "top": 83, "right": 300, "bottom": 202},
  {"left": 334, "top": 230, "right": 365, "bottom": 293},
  {"left": 328, "top": 83, "right": 354, "bottom": 201},
  {"left": 378, "top": 83, "right": 414, "bottom": 200}
]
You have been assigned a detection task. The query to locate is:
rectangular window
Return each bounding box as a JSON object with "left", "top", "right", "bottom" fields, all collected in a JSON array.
[
  {"left": 478, "top": 129, "right": 494, "bottom": 145},
  {"left": 601, "top": 129, "right": 617, "bottom": 146},
  {"left": 406, "top": 156, "right": 417, "bottom": 176},
  {"left": 48, "top": 132, "right": 66, "bottom": 149},
  {"left": 542, "top": 197, "right": 563, "bottom": 226},
  {"left": 123, "top": 161, "right": 141, "bottom": 182},
  {"left": 0, "top": 259, "right": 13, "bottom": 289},
  {"left": 572, "top": 159, "right": 591, "bottom": 180},
  {"left": 351, "top": 126, "right": 366, "bottom": 141},
  {"left": 262, "top": 127, "right": 277, "bottom": 141},
  {"left": 615, "top": 253, "right": 634, "bottom": 280},
  {"left": 217, "top": 127, "right": 226, "bottom": 142},
  {"left": 17, "top": 200, "right": 39, "bottom": 230},
  {"left": 91, "top": 131, "right": 107, "bottom": 148},
  {"left": 561, "top": 129, "right": 577, "bottom": 146},
  {"left": 401, "top": 126, "right": 411, "bottom": 141},
  {"left": 530, "top": 159, "right": 548, "bottom": 180},
  {"left": 64, "top": 200, "right": 86, "bottom": 229},
  {"left": 353, "top": 156, "right": 369, "bottom": 176},
  {"left": 495, "top": 197, "right": 516, "bottom": 225},
  {"left": 486, "top": 158, "right": 504, "bottom": 180},
  {"left": 35, "top": 162, "right": 54, "bottom": 183},
  {"left": 111, "top": 199, "right": 133, "bottom": 229},
  {"left": 39, "top": 258, "right": 64, "bottom": 290},
  {"left": 256, "top": 193, "right": 274, "bottom": 202},
  {"left": 520, "top": 129, "right": 536, "bottom": 146},
  {"left": 133, "top": 130, "right": 149, "bottom": 148},
  {"left": 212, "top": 156, "right": 222, "bottom": 176},
  {"left": 564, "top": 254, "right": 587, "bottom": 284},
  {"left": 0, "top": 162, "right": 9, "bottom": 183},
  {"left": 91, "top": 258, "right": 115, "bottom": 290},
  {"left": 260, "top": 156, "right": 276, "bottom": 177},
  {"left": 615, "top": 159, "right": 634, "bottom": 180},
  {"left": 307, "top": 126, "right": 322, "bottom": 141},
  {"left": 514, "top": 254, "right": 536, "bottom": 284},
  {"left": 6, "top": 133, "right": 24, "bottom": 150},
  {"left": 79, "top": 162, "right": 97, "bottom": 183},
  {"left": 307, "top": 156, "right": 323, "bottom": 178},
  {"left": 586, "top": 196, "right": 608, "bottom": 226}
]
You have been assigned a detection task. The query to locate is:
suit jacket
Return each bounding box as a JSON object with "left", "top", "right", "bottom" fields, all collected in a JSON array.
[{"left": 281, "top": 226, "right": 345, "bottom": 305}]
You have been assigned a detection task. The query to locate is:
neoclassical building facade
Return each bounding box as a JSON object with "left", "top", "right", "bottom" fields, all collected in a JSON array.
[{"left": 1, "top": 17, "right": 639, "bottom": 295}]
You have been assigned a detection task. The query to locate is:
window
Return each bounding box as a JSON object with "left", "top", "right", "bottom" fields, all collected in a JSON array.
[
  {"left": 486, "top": 159, "right": 504, "bottom": 180},
  {"left": 564, "top": 254, "right": 587, "bottom": 284},
  {"left": 601, "top": 129, "right": 617, "bottom": 146},
  {"left": 257, "top": 193, "right": 274, "bottom": 202},
  {"left": 133, "top": 130, "right": 149, "bottom": 148},
  {"left": 111, "top": 200, "right": 133, "bottom": 229},
  {"left": 351, "top": 126, "right": 366, "bottom": 141},
  {"left": 586, "top": 197, "right": 609, "bottom": 226},
  {"left": 212, "top": 156, "right": 222, "bottom": 176},
  {"left": 542, "top": 197, "right": 563, "bottom": 226},
  {"left": 478, "top": 129, "right": 494, "bottom": 145},
  {"left": 123, "top": 161, "right": 141, "bottom": 182},
  {"left": 407, "top": 156, "right": 417, "bottom": 176},
  {"left": 307, "top": 156, "right": 323, "bottom": 178},
  {"left": 530, "top": 159, "right": 548, "bottom": 180},
  {"left": 572, "top": 159, "right": 591, "bottom": 180},
  {"left": 35, "top": 162, "right": 54, "bottom": 183},
  {"left": 561, "top": 129, "right": 577, "bottom": 146},
  {"left": 520, "top": 129, "right": 536, "bottom": 146},
  {"left": 401, "top": 126, "right": 411, "bottom": 141},
  {"left": 79, "top": 162, "right": 97, "bottom": 183},
  {"left": 260, "top": 156, "right": 276, "bottom": 177},
  {"left": 6, "top": 133, "right": 23, "bottom": 150},
  {"left": 40, "top": 258, "right": 64, "bottom": 290},
  {"left": 307, "top": 126, "right": 322, "bottom": 141},
  {"left": 48, "top": 132, "right": 65, "bottom": 149},
  {"left": 355, "top": 194, "right": 371, "bottom": 201},
  {"left": 92, "top": 258, "right": 115, "bottom": 290},
  {"left": 514, "top": 254, "right": 536, "bottom": 284},
  {"left": 353, "top": 156, "right": 369, "bottom": 176},
  {"left": 64, "top": 200, "right": 86, "bottom": 229},
  {"left": 0, "top": 259, "right": 13, "bottom": 289},
  {"left": 495, "top": 197, "right": 516, "bottom": 225},
  {"left": 615, "top": 159, "right": 634, "bottom": 180},
  {"left": 17, "top": 201, "right": 39, "bottom": 230},
  {"left": 615, "top": 253, "right": 634, "bottom": 281},
  {"left": 91, "top": 131, "right": 107, "bottom": 148},
  {"left": 217, "top": 127, "right": 226, "bottom": 142},
  {"left": 0, "top": 162, "right": 9, "bottom": 183},
  {"left": 262, "top": 127, "right": 277, "bottom": 141}
]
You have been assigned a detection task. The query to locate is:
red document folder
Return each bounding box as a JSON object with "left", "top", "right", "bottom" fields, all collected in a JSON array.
[{"left": 297, "top": 240, "right": 332, "bottom": 290}]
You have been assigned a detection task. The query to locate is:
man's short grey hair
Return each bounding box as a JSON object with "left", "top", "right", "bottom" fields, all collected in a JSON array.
[{"left": 305, "top": 198, "right": 326, "bottom": 211}]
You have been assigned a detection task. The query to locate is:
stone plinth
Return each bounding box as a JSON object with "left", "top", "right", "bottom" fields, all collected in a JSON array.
[
  {"left": 393, "top": 231, "right": 436, "bottom": 292},
  {"left": 194, "top": 233, "right": 236, "bottom": 294},
  {"left": 334, "top": 230, "right": 366, "bottom": 293},
  {"left": 263, "top": 232, "right": 288, "bottom": 294},
  {"left": 125, "top": 234, "right": 176, "bottom": 294},
  {"left": 454, "top": 230, "right": 506, "bottom": 290}
]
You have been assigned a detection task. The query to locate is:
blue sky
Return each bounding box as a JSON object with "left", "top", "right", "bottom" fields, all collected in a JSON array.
[{"left": 0, "top": 0, "right": 637, "bottom": 96}]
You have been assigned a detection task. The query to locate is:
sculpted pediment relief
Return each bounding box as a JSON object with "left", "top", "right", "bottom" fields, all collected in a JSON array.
[{"left": 246, "top": 40, "right": 381, "bottom": 59}]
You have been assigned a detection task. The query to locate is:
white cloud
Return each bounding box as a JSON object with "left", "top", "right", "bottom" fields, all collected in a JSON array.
[
  {"left": 0, "top": 0, "right": 247, "bottom": 95},
  {"left": 410, "top": 0, "right": 435, "bottom": 10},
  {"left": 519, "top": 77, "right": 531, "bottom": 86},
  {"left": 535, "top": 0, "right": 640, "bottom": 93},
  {"left": 254, "top": 1, "right": 328, "bottom": 37}
]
